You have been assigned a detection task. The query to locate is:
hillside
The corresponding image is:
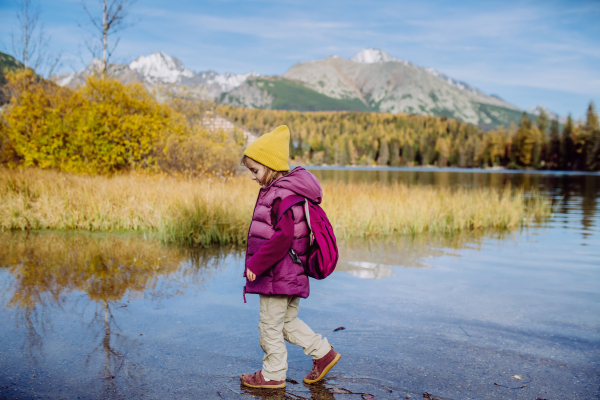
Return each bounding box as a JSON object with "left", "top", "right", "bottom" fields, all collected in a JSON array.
[
  {"left": 0, "top": 52, "right": 25, "bottom": 104},
  {"left": 221, "top": 76, "right": 370, "bottom": 112},
  {"left": 52, "top": 49, "right": 542, "bottom": 128}
]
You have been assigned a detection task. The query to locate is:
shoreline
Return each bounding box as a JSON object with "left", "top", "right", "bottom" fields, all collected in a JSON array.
[
  {"left": 0, "top": 168, "right": 552, "bottom": 245},
  {"left": 292, "top": 164, "right": 600, "bottom": 176}
]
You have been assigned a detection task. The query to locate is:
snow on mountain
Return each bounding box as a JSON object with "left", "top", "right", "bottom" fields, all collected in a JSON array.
[
  {"left": 128, "top": 52, "right": 257, "bottom": 92},
  {"left": 528, "top": 105, "right": 566, "bottom": 123},
  {"left": 129, "top": 52, "right": 194, "bottom": 84},
  {"left": 351, "top": 48, "right": 398, "bottom": 64},
  {"left": 54, "top": 52, "right": 258, "bottom": 99}
]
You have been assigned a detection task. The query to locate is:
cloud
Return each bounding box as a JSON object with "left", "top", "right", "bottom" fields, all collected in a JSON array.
[{"left": 2, "top": 0, "right": 598, "bottom": 115}]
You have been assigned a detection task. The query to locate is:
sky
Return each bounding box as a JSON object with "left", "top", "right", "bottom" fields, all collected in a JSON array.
[{"left": 1, "top": 0, "right": 599, "bottom": 118}]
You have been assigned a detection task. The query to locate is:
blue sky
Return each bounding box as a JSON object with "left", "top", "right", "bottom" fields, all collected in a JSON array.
[{"left": 1, "top": 0, "right": 599, "bottom": 118}]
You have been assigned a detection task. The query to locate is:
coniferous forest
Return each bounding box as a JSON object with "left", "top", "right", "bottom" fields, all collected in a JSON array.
[{"left": 217, "top": 103, "right": 600, "bottom": 171}]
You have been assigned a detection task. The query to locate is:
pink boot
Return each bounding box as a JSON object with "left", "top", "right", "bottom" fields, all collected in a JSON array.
[
  {"left": 240, "top": 370, "right": 286, "bottom": 389},
  {"left": 304, "top": 349, "right": 341, "bottom": 384}
]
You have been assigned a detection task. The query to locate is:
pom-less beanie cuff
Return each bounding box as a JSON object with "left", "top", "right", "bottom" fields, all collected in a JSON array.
[{"left": 243, "top": 125, "right": 291, "bottom": 171}]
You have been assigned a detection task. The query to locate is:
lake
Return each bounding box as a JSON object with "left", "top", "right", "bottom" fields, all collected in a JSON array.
[{"left": 1, "top": 168, "right": 599, "bottom": 400}]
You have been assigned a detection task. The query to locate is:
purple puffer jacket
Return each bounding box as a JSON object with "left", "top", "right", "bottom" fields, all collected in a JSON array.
[{"left": 244, "top": 167, "right": 322, "bottom": 298}]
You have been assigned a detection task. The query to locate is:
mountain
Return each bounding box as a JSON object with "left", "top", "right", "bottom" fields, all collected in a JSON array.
[
  {"left": 278, "top": 49, "right": 528, "bottom": 127},
  {"left": 52, "top": 49, "right": 539, "bottom": 128},
  {"left": 0, "top": 52, "right": 24, "bottom": 85},
  {"left": 55, "top": 52, "right": 257, "bottom": 99},
  {"left": 528, "top": 105, "right": 566, "bottom": 124},
  {"left": 223, "top": 48, "right": 540, "bottom": 128}
]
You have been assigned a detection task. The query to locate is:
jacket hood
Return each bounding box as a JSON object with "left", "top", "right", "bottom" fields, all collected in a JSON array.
[{"left": 269, "top": 167, "right": 322, "bottom": 204}]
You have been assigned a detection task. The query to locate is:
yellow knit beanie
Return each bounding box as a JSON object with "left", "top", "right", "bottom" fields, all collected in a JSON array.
[{"left": 243, "top": 125, "right": 290, "bottom": 171}]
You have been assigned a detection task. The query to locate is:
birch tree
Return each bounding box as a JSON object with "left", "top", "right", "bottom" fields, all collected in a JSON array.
[
  {"left": 11, "top": 0, "right": 61, "bottom": 77},
  {"left": 81, "top": 0, "right": 138, "bottom": 74}
]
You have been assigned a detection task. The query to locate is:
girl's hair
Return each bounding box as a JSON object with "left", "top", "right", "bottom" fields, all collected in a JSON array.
[{"left": 241, "top": 155, "right": 288, "bottom": 187}]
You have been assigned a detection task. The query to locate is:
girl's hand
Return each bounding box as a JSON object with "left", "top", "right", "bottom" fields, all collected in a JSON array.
[{"left": 246, "top": 268, "right": 256, "bottom": 282}]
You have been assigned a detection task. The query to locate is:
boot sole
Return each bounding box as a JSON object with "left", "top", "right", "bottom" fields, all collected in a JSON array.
[
  {"left": 240, "top": 375, "right": 286, "bottom": 389},
  {"left": 303, "top": 353, "right": 342, "bottom": 384}
]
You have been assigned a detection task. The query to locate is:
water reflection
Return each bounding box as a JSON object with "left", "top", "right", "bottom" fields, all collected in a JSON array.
[
  {"left": 1, "top": 232, "right": 235, "bottom": 307},
  {"left": 0, "top": 232, "right": 237, "bottom": 398},
  {"left": 336, "top": 233, "right": 491, "bottom": 279},
  {"left": 311, "top": 168, "right": 599, "bottom": 243}
]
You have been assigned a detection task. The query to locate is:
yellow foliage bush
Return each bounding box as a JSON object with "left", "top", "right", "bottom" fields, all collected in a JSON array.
[
  {"left": 0, "top": 70, "right": 244, "bottom": 176},
  {"left": 1, "top": 69, "right": 185, "bottom": 174},
  {"left": 158, "top": 127, "right": 246, "bottom": 177}
]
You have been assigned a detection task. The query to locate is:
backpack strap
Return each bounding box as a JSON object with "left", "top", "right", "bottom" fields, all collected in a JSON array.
[{"left": 276, "top": 195, "right": 306, "bottom": 224}]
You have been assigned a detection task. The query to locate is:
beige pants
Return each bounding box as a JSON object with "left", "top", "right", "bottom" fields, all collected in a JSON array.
[{"left": 258, "top": 294, "right": 331, "bottom": 381}]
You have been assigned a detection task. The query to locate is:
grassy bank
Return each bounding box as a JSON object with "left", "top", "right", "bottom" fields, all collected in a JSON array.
[{"left": 0, "top": 168, "right": 551, "bottom": 246}]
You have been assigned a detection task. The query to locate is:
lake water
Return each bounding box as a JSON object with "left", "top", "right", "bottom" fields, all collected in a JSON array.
[{"left": 1, "top": 168, "right": 599, "bottom": 400}]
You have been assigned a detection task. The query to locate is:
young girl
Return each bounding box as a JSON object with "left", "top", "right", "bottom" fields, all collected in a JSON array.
[{"left": 240, "top": 125, "right": 341, "bottom": 389}]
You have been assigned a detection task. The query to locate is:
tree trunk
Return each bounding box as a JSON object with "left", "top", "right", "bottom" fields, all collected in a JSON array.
[{"left": 102, "top": 0, "right": 107, "bottom": 73}]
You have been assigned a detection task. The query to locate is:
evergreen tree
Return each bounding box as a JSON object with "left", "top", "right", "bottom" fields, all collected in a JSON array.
[
  {"left": 516, "top": 113, "right": 537, "bottom": 167},
  {"left": 537, "top": 108, "right": 549, "bottom": 137},
  {"left": 584, "top": 101, "right": 600, "bottom": 170},
  {"left": 519, "top": 112, "right": 532, "bottom": 130},
  {"left": 561, "top": 115, "right": 574, "bottom": 169},
  {"left": 586, "top": 101, "right": 599, "bottom": 130},
  {"left": 549, "top": 119, "right": 560, "bottom": 168}
]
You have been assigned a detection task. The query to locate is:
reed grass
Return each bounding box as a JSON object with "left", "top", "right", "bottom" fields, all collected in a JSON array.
[{"left": 0, "top": 168, "right": 551, "bottom": 246}]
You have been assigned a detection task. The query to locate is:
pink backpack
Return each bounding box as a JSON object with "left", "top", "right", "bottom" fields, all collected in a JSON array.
[{"left": 278, "top": 195, "right": 339, "bottom": 279}]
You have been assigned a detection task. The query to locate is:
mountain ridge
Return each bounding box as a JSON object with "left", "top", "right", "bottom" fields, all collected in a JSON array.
[{"left": 51, "top": 49, "right": 542, "bottom": 128}]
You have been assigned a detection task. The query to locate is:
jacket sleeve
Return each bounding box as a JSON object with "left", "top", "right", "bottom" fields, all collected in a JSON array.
[{"left": 246, "top": 200, "right": 295, "bottom": 277}]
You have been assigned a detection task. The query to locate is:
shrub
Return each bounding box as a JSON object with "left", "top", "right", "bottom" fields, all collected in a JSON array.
[{"left": 1, "top": 70, "right": 185, "bottom": 174}]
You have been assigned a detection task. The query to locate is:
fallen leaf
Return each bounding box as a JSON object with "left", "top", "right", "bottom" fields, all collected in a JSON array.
[
  {"left": 520, "top": 385, "right": 528, "bottom": 389},
  {"left": 285, "top": 378, "right": 298, "bottom": 384},
  {"left": 334, "top": 327, "right": 346, "bottom": 332},
  {"left": 512, "top": 375, "right": 522, "bottom": 380}
]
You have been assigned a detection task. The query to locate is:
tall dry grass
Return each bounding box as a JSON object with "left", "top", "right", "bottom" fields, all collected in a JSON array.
[{"left": 0, "top": 168, "right": 551, "bottom": 246}]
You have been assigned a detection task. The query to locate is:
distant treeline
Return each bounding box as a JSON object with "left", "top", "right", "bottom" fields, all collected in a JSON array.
[{"left": 217, "top": 104, "right": 600, "bottom": 171}]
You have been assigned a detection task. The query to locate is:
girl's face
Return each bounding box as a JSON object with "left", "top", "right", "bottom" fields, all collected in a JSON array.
[{"left": 244, "top": 157, "right": 268, "bottom": 186}]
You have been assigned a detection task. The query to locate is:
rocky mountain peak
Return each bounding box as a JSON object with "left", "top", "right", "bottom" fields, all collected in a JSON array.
[
  {"left": 129, "top": 51, "right": 194, "bottom": 84},
  {"left": 351, "top": 48, "right": 398, "bottom": 64}
]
